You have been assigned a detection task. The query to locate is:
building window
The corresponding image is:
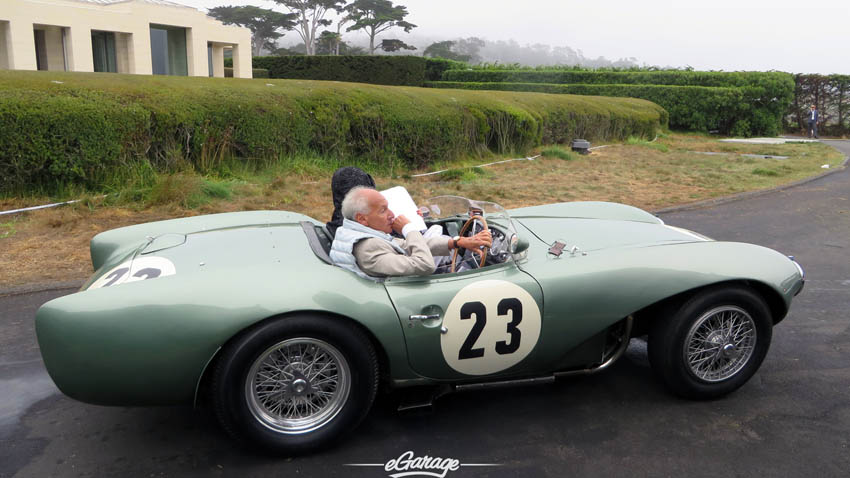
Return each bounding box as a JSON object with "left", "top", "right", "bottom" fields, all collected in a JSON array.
[
  {"left": 149, "top": 24, "right": 187, "bottom": 76},
  {"left": 0, "top": 21, "right": 10, "bottom": 70},
  {"left": 34, "top": 29, "right": 48, "bottom": 71},
  {"left": 91, "top": 31, "right": 117, "bottom": 73},
  {"left": 33, "top": 25, "right": 67, "bottom": 71},
  {"left": 207, "top": 43, "right": 213, "bottom": 77}
]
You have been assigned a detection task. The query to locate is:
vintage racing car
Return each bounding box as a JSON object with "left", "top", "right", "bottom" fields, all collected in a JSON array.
[{"left": 35, "top": 196, "right": 805, "bottom": 453}]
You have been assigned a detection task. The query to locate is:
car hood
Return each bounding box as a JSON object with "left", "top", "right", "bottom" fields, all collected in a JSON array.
[
  {"left": 517, "top": 217, "right": 710, "bottom": 252},
  {"left": 510, "top": 202, "right": 710, "bottom": 251}
]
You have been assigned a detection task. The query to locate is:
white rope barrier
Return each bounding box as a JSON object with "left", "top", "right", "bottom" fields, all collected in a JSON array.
[
  {"left": 0, "top": 195, "right": 108, "bottom": 217},
  {"left": 411, "top": 154, "right": 541, "bottom": 178},
  {"left": 0, "top": 199, "right": 84, "bottom": 217}
]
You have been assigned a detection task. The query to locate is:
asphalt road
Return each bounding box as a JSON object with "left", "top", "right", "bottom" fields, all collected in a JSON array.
[{"left": 2, "top": 142, "right": 849, "bottom": 478}]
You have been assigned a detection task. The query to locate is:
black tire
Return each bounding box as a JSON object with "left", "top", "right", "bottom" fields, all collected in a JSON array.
[
  {"left": 211, "top": 314, "right": 379, "bottom": 454},
  {"left": 648, "top": 286, "right": 772, "bottom": 399}
]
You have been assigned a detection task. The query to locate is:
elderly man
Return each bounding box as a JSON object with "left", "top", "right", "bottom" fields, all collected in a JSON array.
[{"left": 330, "top": 187, "right": 491, "bottom": 278}]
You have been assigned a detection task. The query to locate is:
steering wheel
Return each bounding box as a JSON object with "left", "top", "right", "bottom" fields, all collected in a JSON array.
[{"left": 450, "top": 213, "right": 489, "bottom": 273}]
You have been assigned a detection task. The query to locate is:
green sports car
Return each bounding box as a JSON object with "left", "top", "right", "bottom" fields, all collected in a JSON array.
[{"left": 35, "top": 196, "right": 805, "bottom": 454}]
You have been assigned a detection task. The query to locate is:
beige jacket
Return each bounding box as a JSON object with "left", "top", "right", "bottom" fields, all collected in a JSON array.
[{"left": 353, "top": 231, "right": 451, "bottom": 277}]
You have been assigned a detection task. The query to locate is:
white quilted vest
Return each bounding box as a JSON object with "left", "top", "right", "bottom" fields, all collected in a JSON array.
[{"left": 329, "top": 219, "right": 406, "bottom": 279}]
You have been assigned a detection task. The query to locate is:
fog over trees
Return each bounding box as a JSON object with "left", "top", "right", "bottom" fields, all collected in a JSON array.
[
  {"left": 419, "top": 37, "right": 639, "bottom": 68},
  {"left": 208, "top": 2, "right": 640, "bottom": 67},
  {"left": 278, "top": 34, "right": 639, "bottom": 68}
]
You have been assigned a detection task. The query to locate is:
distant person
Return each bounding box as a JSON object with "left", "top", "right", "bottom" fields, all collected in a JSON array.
[
  {"left": 808, "top": 105, "right": 819, "bottom": 139},
  {"left": 326, "top": 167, "right": 376, "bottom": 239}
]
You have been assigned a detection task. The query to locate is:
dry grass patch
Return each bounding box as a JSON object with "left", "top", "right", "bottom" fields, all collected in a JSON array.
[{"left": 0, "top": 134, "right": 844, "bottom": 288}]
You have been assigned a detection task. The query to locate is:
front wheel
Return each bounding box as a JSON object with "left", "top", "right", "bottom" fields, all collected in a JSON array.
[
  {"left": 648, "top": 286, "right": 773, "bottom": 399},
  {"left": 212, "top": 315, "right": 379, "bottom": 454}
]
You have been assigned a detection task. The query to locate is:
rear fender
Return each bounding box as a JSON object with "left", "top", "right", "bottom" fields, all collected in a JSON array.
[
  {"left": 90, "top": 211, "right": 315, "bottom": 270},
  {"left": 36, "top": 263, "right": 409, "bottom": 406}
]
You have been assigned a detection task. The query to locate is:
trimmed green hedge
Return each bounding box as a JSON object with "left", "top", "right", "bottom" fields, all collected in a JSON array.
[
  {"left": 425, "top": 58, "right": 468, "bottom": 82},
  {"left": 248, "top": 55, "right": 426, "bottom": 86},
  {"left": 0, "top": 71, "right": 666, "bottom": 195},
  {"left": 226, "top": 56, "right": 464, "bottom": 84},
  {"left": 441, "top": 70, "right": 794, "bottom": 90},
  {"left": 223, "top": 67, "right": 269, "bottom": 78},
  {"left": 429, "top": 81, "right": 783, "bottom": 136},
  {"left": 1, "top": 88, "right": 151, "bottom": 194}
]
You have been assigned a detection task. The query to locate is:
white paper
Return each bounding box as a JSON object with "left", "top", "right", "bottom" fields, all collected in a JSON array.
[{"left": 380, "top": 186, "right": 426, "bottom": 232}]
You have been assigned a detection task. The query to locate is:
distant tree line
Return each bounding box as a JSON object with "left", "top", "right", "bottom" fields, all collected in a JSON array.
[
  {"left": 422, "top": 38, "right": 637, "bottom": 68},
  {"left": 209, "top": 0, "right": 417, "bottom": 56},
  {"left": 788, "top": 74, "right": 850, "bottom": 137},
  {"left": 207, "top": 3, "right": 635, "bottom": 68}
]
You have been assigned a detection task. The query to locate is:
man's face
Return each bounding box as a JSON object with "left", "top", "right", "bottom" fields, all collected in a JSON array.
[
  {"left": 355, "top": 190, "right": 394, "bottom": 233},
  {"left": 811, "top": 106, "right": 816, "bottom": 110}
]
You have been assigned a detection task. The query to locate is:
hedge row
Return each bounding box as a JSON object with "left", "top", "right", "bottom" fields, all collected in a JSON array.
[
  {"left": 223, "top": 56, "right": 467, "bottom": 85},
  {"left": 0, "top": 71, "right": 666, "bottom": 194},
  {"left": 223, "top": 67, "right": 269, "bottom": 78},
  {"left": 248, "top": 55, "right": 426, "bottom": 86},
  {"left": 441, "top": 70, "right": 795, "bottom": 91},
  {"left": 428, "top": 81, "right": 783, "bottom": 136},
  {"left": 424, "top": 58, "right": 468, "bottom": 82}
]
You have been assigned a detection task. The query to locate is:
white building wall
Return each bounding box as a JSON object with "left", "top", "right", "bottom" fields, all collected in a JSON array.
[
  {"left": 210, "top": 43, "right": 225, "bottom": 78},
  {"left": 66, "top": 24, "right": 93, "bottom": 72},
  {"left": 0, "top": 0, "right": 252, "bottom": 77},
  {"left": 7, "top": 18, "right": 37, "bottom": 70}
]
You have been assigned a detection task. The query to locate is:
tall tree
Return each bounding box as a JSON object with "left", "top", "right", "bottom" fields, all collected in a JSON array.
[
  {"left": 274, "top": 0, "right": 346, "bottom": 56},
  {"left": 344, "top": 0, "right": 416, "bottom": 54},
  {"left": 316, "top": 30, "right": 343, "bottom": 55},
  {"left": 208, "top": 5, "right": 297, "bottom": 56},
  {"left": 380, "top": 39, "right": 416, "bottom": 53},
  {"left": 333, "top": 11, "right": 353, "bottom": 55}
]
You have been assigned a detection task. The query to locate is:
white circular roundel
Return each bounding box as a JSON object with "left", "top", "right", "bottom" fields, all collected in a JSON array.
[
  {"left": 88, "top": 256, "right": 176, "bottom": 290},
  {"left": 441, "top": 280, "right": 541, "bottom": 375}
]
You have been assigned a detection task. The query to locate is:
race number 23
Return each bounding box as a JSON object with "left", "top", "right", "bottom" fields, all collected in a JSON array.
[
  {"left": 458, "top": 298, "right": 522, "bottom": 360},
  {"left": 88, "top": 256, "right": 176, "bottom": 290},
  {"left": 441, "top": 280, "right": 541, "bottom": 376}
]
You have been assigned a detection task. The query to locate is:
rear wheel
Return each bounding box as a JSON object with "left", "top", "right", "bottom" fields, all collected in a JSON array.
[
  {"left": 212, "top": 315, "right": 379, "bottom": 454},
  {"left": 648, "top": 286, "right": 772, "bottom": 399}
]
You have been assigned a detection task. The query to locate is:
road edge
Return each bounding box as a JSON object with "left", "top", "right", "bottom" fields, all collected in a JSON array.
[
  {"left": 0, "top": 280, "right": 85, "bottom": 298},
  {"left": 653, "top": 143, "right": 849, "bottom": 215}
]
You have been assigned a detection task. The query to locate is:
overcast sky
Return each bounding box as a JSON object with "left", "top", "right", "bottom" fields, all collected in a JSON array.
[{"left": 176, "top": 0, "right": 849, "bottom": 74}]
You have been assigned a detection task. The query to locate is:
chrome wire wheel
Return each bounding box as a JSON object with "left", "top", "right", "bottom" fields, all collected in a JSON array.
[
  {"left": 245, "top": 338, "right": 351, "bottom": 435},
  {"left": 684, "top": 305, "right": 757, "bottom": 382}
]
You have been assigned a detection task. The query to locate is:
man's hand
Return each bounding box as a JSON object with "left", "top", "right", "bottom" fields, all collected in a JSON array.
[
  {"left": 458, "top": 230, "right": 492, "bottom": 250},
  {"left": 391, "top": 215, "right": 411, "bottom": 235}
]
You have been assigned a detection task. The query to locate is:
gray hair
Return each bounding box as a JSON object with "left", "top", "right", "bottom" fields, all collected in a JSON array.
[{"left": 341, "top": 186, "right": 373, "bottom": 220}]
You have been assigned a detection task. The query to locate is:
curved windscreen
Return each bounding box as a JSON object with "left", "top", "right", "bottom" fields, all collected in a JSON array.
[
  {"left": 421, "top": 196, "right": 508, "bottom": 220},
  {"left": 422, "top": 195, "right": 516, "bottom": 236}
]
